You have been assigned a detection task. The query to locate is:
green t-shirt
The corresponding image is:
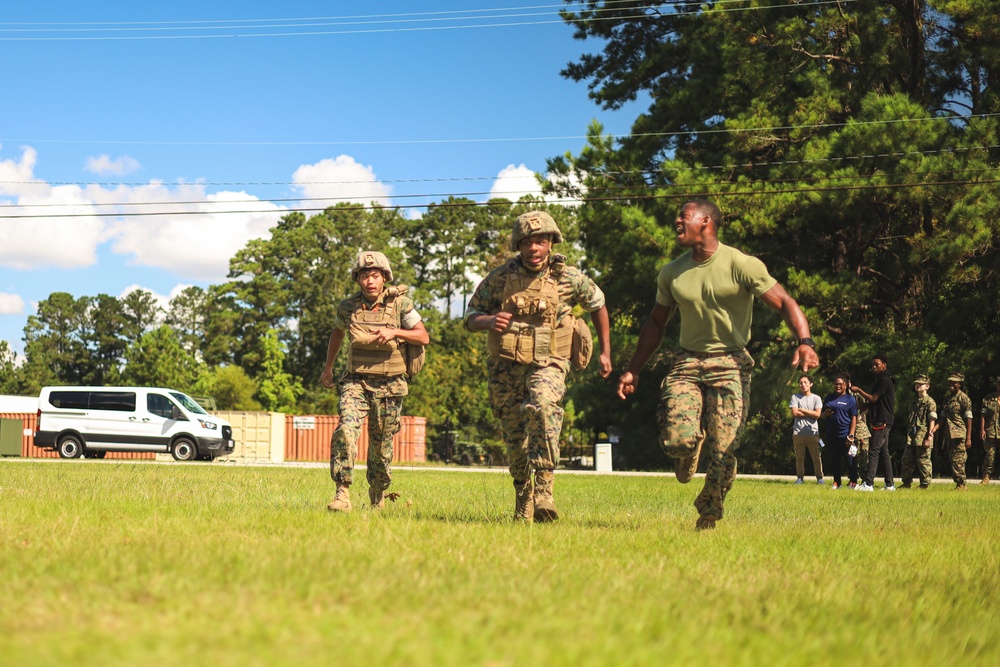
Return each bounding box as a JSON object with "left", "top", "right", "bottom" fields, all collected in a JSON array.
[{"left": 655, "top": 243, "right": 777, "bottom": 353}]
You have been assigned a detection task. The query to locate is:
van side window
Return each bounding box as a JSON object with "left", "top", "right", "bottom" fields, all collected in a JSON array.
[
  {"left": 147, "top": 393, "right": 176, "bottom": 419},
  {"left": 89, "top": 392, "right": 137, "bottom": 412},
  {"left": 50, "top": 391, "right": 89, "bottom": 410}
]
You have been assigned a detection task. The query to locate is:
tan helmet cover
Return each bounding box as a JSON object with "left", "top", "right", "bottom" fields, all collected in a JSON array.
[
  {"left": 351, "top": 251, "right": 394, "bottom": 283},
  {"left": 509, "top": 210, "right": 564, "bottom": 252}
]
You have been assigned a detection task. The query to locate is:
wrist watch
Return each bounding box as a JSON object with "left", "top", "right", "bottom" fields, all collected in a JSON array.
[{"left": 797, "top": 337, "right": 816, "bottom": 348}]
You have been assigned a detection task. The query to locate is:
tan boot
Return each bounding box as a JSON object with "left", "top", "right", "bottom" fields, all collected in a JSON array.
[
  {"left": 513, "top": 478, "right": 534, "bottom": 521},
  {"left": 369, "top": 485, "right": 385, "bottom": 509},
  {"left": 981, "top": 475, "right": 991, "bottom": 485},
  {"left": 675, "top": 438, "right": 704, "bottom": 484},
  {"left": 533, "top": 470, "right": 559, "bottom": 523},
  {"left": 327, "top": 484, "right": 352, "bottom": 512}
]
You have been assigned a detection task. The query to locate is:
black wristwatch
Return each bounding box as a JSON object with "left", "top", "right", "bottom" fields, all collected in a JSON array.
[{"left": 797, "top": 337, "right": 816, "bottom": 349}]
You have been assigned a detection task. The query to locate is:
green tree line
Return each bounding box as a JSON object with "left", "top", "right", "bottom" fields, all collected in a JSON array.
[{"left": 3, "top": 1, "right": 999, "bottom": 472}]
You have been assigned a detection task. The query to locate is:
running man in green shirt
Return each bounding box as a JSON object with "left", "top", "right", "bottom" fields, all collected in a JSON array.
[{"left": 617, "top": 199, "right": 819, "bottom": 530}]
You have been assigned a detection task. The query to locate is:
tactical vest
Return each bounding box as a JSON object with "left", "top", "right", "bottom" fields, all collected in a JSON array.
[
  {"left": 347, "top": 287, "right": 407, "bottom": 376},
  {"left": 487, "top": 259, "right": 575, "bottom": 365}
]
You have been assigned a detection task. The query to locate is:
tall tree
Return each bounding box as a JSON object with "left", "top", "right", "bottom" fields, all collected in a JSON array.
[
  {"left": 121, "top": 326, "right": 204, "bottom": 391},
  {"left": 551, "top": 0, "right": 1000, "bottom": 468}
]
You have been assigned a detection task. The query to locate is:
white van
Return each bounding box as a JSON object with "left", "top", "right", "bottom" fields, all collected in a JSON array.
[{"left": 35, "top": 386, "right": 236, "bottom": 461}]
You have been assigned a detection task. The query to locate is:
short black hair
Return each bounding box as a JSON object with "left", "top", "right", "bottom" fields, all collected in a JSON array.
[
  {"left": 833, "top": 373, "right": 850, "bottom": 384},
  {"left": 873, "top": 353, "right": 889, "bottom": 366},
  {"left": 683, "top": 199, "right": 722, "bottom": 227}
]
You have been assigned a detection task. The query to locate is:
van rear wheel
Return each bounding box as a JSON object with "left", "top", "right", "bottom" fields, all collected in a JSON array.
[
  {"left": 57, "top": 435, "right": 84, "bottom": 459},
  {"left": 171, "top": 438, "right": 198, "bottom": 461}
]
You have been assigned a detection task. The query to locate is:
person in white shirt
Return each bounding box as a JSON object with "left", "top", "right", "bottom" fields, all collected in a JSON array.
[{"left": 790, "top": 374, "right": 824, "bottom": 484}]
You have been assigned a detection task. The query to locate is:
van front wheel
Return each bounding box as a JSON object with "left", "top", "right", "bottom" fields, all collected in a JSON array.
[
  {"left": 171, "top": 438, "right": 198, "bottom": 462},
  {"left": 57, "top": 435, "right": 84, "bottom": 459}
]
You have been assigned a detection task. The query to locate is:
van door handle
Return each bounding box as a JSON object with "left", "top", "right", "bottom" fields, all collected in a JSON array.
[
  {"left": 142, "top": 418, "right": 150, "bottom": 422},
  {"left": 129, "top": 416, "right": 137, "bottom": 421}
]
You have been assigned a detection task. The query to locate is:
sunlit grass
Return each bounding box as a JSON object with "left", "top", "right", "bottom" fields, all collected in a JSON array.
[{"left": 1, "top": 461, "right": 997, "bottom": 667}]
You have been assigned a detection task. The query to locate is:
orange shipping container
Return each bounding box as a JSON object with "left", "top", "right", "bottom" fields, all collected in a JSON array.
[{"left": 285, "top": 415, "right": 426, "bottom": 463}]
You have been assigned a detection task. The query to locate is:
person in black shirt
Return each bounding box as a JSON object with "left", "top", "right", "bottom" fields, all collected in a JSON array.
[{"left": 852, "top": 353, "right": 897, "bottom": 491}]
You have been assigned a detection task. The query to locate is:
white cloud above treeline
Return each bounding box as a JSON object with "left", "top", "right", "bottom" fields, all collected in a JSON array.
[
  {"left": 85, "top": 154, "right": 141, "bottom": 176},
  {"left": 292, "top": 155, "right": 392, "bottom": 206},
  {"left": 0, "top": 292, "right": 25, "bottom": 315}
]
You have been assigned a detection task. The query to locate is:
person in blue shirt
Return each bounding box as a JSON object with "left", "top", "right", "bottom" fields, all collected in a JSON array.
[{"left": 821, "top": 374, "right": 859, "bottom": 489}]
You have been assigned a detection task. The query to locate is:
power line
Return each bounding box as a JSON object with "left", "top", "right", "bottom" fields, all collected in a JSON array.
[
  {"left": 5, "top": 111, "right": 993, "bottom": 148},
  {"left": 4, "top": 164, "right": 1000, "bottom": 211},
  {"left": 0, "top": 144, "right": 995, "bottom": 190},
  {"left": 0, "top": 1, "right": 857, "bottom": 41},
  {"left": 2, "top": 176, "right": 996, "bottom": 220}
]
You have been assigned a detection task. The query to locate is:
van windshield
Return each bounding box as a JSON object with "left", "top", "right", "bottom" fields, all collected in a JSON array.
[{"left": 170, "top": 392, "right": 208, "bottom": 415}]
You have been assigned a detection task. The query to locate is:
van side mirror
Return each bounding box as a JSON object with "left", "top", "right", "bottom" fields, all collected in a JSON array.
[{"left": 170, "top": 405, "right": 186, "bottom": 421}]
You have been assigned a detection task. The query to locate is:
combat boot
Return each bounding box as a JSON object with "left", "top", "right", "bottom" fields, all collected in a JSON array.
[
  {"left": 695, "top": 516, "right": 717, "bottom": 531},
  {"left": 369, "top": 485, "right": 385, "bottom": 509},
  {"left": 513, "top": 478, "right": 534, "bottom": 521},
  {"left": 327, "top": 484, "right": 352, "bottom": 512},
  {"left": 981, "top": 475, "right": 991, "bottom": 485},
  {"left": 533, "top": 470, "right": 559, "bottom": 523},
  {"left": 674, "top": 438, "right": 704, "bottom": 484}
]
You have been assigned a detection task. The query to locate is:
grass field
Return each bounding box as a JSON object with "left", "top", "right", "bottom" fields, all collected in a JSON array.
[{"left": 1, "top": 461, "right": 998, "bottom": 667}]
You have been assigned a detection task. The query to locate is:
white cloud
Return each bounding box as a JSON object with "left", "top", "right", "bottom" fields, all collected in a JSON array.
[
  {"left": 489, "top": 164, "right": 543, "bottom": 201},
  {"left": 0, "top": 292, "right": 25, "bottom": 315},
  {"left": 85, "top": 154, "right": 141, "bottom": 176},
  {"left": 292, "top": 155, "right": 391, "bottom": 206},
  {"left": 488, "top": 164, "right": 587, "bottom": 207},
  {"left": 0, "top": 147, "right": 105, "bottom": 270},
  {"left": 105, "top": 184, "right": 283, "bottom": 281}
]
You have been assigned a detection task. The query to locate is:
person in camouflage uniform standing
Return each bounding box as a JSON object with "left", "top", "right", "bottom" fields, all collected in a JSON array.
[
  {"left": 321, "top": 251, "right": 430, "bottom": 512},
  {"left": 852, "top": 402, "right": 871, "bottom": 488},
  {"left": 940, "top": 372, "right": 973, "bottom": 490},
  {"left": 900, "top": 374, "right": 938, "bottom": 489},
  {"left": 979, "top": 376, "right": 1000, "bottom": 484},
  {"left": 617, "top": 200, "right": 818, "bottom": 530},
  {"left": 465, "top": 211, "right": 612, "bottom": 522}
]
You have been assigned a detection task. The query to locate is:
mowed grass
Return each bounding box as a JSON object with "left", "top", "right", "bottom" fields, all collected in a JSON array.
[{"left": 1, "top": 461, "right": 998, "bottom": 667}]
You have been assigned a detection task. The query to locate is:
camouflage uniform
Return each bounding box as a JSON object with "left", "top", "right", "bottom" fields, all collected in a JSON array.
[
  {"left": 941, "top": 387, "right": 973, "bottom": 487},
  {"left": 329, "top": 276, "right": 421, "bottom": 501},
  {"left": 981, "top": 390, "right": 1000, "bottom": 482},
  {"left": 657, "top": 348, "right": 755, "bottom": 519},
  {"left": 901, "top": 394, "right": 937, "bottom": 488},
  {"left": 854, "top": 408, "right": 871, "bottom": 477},
  {"left": 465, "top": 254, "right": 605, "bottom": 509}
]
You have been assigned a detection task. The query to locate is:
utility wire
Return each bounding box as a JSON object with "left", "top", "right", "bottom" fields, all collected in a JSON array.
[
  {"left": 0, "top": 1, "right": 857, "bottom": 41},
  {"left": 1, "top": 145, "right": 995, "bottom": 190},
  {"left": 4, "top": 165, "right": 1000, "bottom": 210},
  {"left": 2, "top": 176, "right": 997, "bottom": 219},
  {"left": 6, "top": 111, "right": 994, "bottom": 147}
]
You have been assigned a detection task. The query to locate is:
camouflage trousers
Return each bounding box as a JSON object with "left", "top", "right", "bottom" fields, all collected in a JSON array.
[
  {"left": 984, "top": 438, "right": 998, "bottom": 478},
  {"left": 488, "top": 359, "right": 567, "bottom": 483},
  {"left": 901, "top": 445, "right": 933, "bottom": 487},
  {"left": 330, "top": 378, "right": 403, "bottom": 493},
  {"left": 657, "top": 349, "right": 754, "bottom": 521},
  {"left": 855, "top": 439, "right": 870, "bottom": 478},
  {"left": 947, "top": 438, "right": 968, "bottom": 486}
]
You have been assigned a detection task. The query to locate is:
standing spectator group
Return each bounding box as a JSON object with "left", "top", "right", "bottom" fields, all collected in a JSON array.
[{"left": 792, "top": 359, "right": 998, "bottom": 490}]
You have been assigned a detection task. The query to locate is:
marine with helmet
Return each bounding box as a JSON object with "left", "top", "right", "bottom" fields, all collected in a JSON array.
[
  {"left": 321, "top": 250, "right": 430, "bottom": 512},
  {"left": 464, "top": 210, "right": 612, "bottom": 522},
  {"left": 900, "top": 373, "right": 938, "bottom": 489},
  {"left": 940, "top": 371, "right": 973, "bottom": 489}
]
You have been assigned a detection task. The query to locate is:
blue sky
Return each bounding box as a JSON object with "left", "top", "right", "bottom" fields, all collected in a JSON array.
[{"left": 0, "top": 1, "right": 644, "bottom": 356}]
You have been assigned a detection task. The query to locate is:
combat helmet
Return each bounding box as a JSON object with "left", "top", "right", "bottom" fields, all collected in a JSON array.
[
  {"left": 510, "top": 210, "right": 564, "bottom": 252},
  {"left": 350, "top": 250, "right": 393, "bottom": 283}
]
